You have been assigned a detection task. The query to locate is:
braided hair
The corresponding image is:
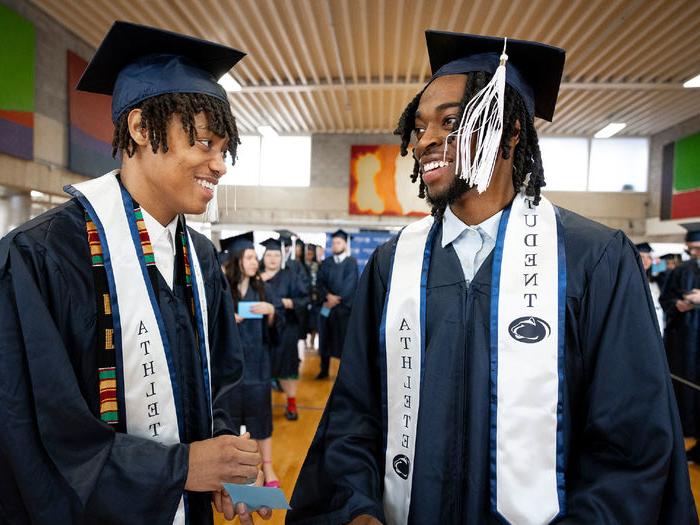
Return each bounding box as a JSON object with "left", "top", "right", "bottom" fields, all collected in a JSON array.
[
  {"left": 112, "top": 92, "right": 240, "bottom": 161},
  {"left": 394, "top": 72, "right": 545, "bottom": 216}
]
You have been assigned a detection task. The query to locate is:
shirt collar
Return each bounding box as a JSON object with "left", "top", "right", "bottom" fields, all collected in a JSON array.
[
  {"left": 334, "top": 252, "right": 348, "bottom": 263},
  {"left": 441, "top": 205, "right": 503, "bottom": 248},
  {"left": 141, "top": 208, "right": 179, "bottom": 250}
]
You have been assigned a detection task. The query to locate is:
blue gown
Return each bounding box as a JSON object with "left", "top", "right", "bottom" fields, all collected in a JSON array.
[
  {"left": 0, "top": 199, "right": 244, "bottom": 525},
  {"left": 288, "top": 208, "right": 696, "bottom": 524},
  {"left": 660, "top": 259, "right": 700, "bottom": 437},
  {"left": 266, "top": 268, "right": 309, "bottom": 378},
  {"left": 223, "top": 282, "right": 281, "bottom": 439},
  {"left": 316, "top": 256, "right": 359, "bottom": 365}
]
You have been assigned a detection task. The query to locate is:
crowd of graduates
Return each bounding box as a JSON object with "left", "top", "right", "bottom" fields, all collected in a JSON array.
[{"left": 216, "top": 228, "right": 358, "bottom": 488}]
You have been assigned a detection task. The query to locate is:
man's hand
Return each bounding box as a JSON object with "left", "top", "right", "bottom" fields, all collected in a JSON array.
[
  {"left": 212, "top": 471, "right": 272, "bottom": 523},
  {"left": 684, "top": 289, "right": 700, "bottom": 305},
  {"left": 677, "top": 299, "right": 696, "bottom": 313},
  {"left": 349, "top": 515, "right": 382, "bottom": 525},
  {"left": 326, "top": 293, "right": 342, "bottom": 307},
  {"left": 186, "top": 433, "right": 261, "bottom": 491},
  {"left": 281, "top": 298, "right": 294, "bottom": 309}
]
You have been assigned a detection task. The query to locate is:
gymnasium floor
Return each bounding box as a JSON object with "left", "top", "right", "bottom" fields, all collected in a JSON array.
[{"left": 215, "top": 354, "right": 700, "bottom": 524}]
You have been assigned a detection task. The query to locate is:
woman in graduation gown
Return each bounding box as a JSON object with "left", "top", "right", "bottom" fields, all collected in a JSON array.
[
  {"left": 224, "top": 239, "right": 283, "bottom": 487},
  {"left": 261, "top": 238, "right": 310, "bottom": 420},
  {"left": 289, "top": 31, "right": 695, "bottom": 525}
]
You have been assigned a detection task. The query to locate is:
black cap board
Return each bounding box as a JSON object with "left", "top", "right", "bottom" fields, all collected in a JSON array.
[
  {"left": 426, "top": 30, "right": 565, "bottom": 121},
  {"left": 76, "top": 21, "right": 245, "bottom": 122},
  {"left": 331, "top": 229, "right": 348, "bottom": 241},
  {"left": 260, "top": 238, "right": 283, "bottom": 251},
  {"left": 681, "top": 222, "right": 700, "bottom": 243},
  {"left": 221, "top": 232, "right": 255, "bottom": 255},
  {"left": 635, "top": 242, "right": 652, "bottom": 253}
]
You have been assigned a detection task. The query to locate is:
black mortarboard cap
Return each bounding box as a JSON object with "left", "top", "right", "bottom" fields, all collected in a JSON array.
[
  {"left": 426, "top": 31, "right": 565, "bottom": 121},
  {"left": 660, "top": 253, "right": 681, "bottom": 260},
  {"left": 76, "top": 21, "right": 246, "bottom": 123},
  {"left": 635, "top": 242, "right": 652, "bottom": 253},
  {"left": 221, "top": 232, "right": 255, "bottom": 255},
  {"left": 682, "top": 222, "right": 700, "bottom": 243},
  {"left": 275, "top": 229, "right": 297, "bottom": 246},
  {"left": 260, "top": 238, "right": 283, "bottom": 251},
  {"left": 331, "top": 229, "right": 348, "bottom": 241}
]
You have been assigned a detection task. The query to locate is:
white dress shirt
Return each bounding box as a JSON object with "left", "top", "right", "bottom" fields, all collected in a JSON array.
[
  {"left": 441, "top": 205, "right": 502, "bottom": 284},
  {"left": 333, "top": 252, "right": 348, "bottom": 264},
  {"left": 141, "top": 208, "right": 179, "bottom": 290}
]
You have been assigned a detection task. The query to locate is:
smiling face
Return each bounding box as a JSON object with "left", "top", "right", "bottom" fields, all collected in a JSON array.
[
  {"left": 125, "top": 110, "right": 228, "bottom": 223},
  {"left": 413, "top": 75, "right": 467, "bottom": 202}
]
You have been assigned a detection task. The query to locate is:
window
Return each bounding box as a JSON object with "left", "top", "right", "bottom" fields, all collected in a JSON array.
[
  {"left": 539, "top": 138, "right": 589, "bottom": 191},
  {"left": 588, "top": 138, "right": 649, "bottom": 192},
  {"left": 219, "top": 134, "right": 311, "bottom": 187},
  {"left": 539, "top": 136, "right": 648, "bottom": 192}
]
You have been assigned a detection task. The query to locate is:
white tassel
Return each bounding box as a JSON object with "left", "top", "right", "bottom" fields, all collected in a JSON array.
[{"left": 454, "top": 38, "right": 509, "bottom": 194}]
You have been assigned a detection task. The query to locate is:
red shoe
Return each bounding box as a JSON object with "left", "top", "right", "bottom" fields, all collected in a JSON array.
[{"left": 264, "top": 480, "right": 281, "bottom": 488}]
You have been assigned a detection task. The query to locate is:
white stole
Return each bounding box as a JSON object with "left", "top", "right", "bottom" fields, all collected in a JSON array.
[
  {"left": 382, "top": 193, "right": 565, "bottom": 525},
  {"left": 66, "top": 171, "right": 212, "bottom": 525}
]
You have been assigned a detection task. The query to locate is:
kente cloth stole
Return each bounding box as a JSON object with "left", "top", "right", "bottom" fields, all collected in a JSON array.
[{"left": 381, "top": 193, "right": 566, "bottom": 525}]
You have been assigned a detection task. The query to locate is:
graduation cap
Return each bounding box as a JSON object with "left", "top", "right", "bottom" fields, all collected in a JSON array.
[
  {"left": 682, "top": 222, "right": 700, "bottom": 243},
  {"left": 221, "top": 232, "right": 255, "bottom": 255},
  {"left": 76, "top": 21, "right": 246, "bottom": 123},
  {"left": 331, "top": 229, "right": 348, "bottom": 241},
  {"left": 275, "top": 229, "right": 297, "bottom": 246},
  {"left": 660, "top": 253, "right": 681, "bottom": 261},
  {"left": 635, "top": 242, "right": 653, "bottom": 253},
  {"left": 426, "top": 30, "right": 565, "bottom": 121},
  {"left": 260, "top": 238, "right": 283, "bottom": 251}
]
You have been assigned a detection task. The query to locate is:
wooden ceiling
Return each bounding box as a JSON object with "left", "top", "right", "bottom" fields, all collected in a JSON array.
[{"left": 32, "top": 0, "right": 700, "bottom": 136}]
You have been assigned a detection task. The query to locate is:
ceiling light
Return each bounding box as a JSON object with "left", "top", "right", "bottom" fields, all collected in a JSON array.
[
  {"left": 218, "top": 73, "right": 242, "bottom": 92},
  {"left": 683, "top": 73, "right": 700, "bottom": 88},
  {"left": 257, "top": 125, "right": 279, "bottom": 138},
  {"left": 594, "top": 122, "right": 626, "bottom": 139}
]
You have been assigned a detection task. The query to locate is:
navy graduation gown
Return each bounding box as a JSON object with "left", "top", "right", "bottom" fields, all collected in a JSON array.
[
  {"left": 288, "top": 208, "right": 696, "bottom": 525},
  {"left": 222, "top": 282, "right": 281, "bottom": 439},
  {"left": 317, "top": 256, "right": 359, "bottom": 359},
  {"left": 660, "top": 260, "right": 700, "bottom": 437},
  {"left": 267, "top": 268, "right": 309, "bottom": 378},
  {"left": 0, "top": 199, "right": 244, "bottom": 525}
]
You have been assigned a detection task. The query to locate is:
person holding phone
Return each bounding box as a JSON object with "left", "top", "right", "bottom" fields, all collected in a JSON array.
[{"left": 222, "top": 232, "right": 283, "bottom": 488}]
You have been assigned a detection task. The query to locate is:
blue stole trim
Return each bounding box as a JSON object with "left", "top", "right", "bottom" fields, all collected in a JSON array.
[
  {"left": 489, "top": 202, "right": 512, "bottom": 522},
  {"left": 554, "top": 206, "right": 567, "bottom": 518}
]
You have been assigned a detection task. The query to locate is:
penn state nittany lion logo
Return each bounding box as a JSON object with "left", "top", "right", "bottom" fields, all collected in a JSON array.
[
  {"left": 393, "top": 454, "right": 410, "bottom": 479},
  {"left": 508, "top": 316, "right": 551, "bottom": 343}
]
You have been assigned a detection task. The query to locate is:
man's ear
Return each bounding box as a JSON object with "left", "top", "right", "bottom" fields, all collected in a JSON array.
[{"left": 127, "top": 109, "right": 149, "bottom": 148}]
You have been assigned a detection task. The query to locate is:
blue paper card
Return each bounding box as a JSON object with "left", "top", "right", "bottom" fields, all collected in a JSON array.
[
  {"left": 238, "top": 301, "right": 263, "bottom": 319},
  {"left": 223, "top": 483, "right": 291, "bottom": 511},
  {"left": 320, "top": 306, "right": 331, "bottom": 318}
]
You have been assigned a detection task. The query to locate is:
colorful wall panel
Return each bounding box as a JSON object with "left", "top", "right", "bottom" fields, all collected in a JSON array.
[
  {"left": 661, "top": 131, "right": 700, "bottom": 220},
  {"left": 67, "top": 51, "right": 118, "bottom": 177},
  {"left": 349, "top": 144, "right": 428, "bottom": 217},
  {"left": 0, "top": 5, "right": 35, "bottom": 160}
]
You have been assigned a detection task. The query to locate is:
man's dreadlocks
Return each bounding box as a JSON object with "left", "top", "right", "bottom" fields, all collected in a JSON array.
[
  {"left": 394, "top": 72, "right": 545, "bottom": 216},
  {"left": 112, "top": 92, "right": 240, "bottom": 161}
]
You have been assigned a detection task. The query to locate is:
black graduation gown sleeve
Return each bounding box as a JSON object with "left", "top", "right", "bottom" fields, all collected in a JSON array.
[
  {"left": 338, "top": 257, "right": 359, "bottom": 309},
  {"left": 0, "top": 231, "right": 187, "bottom": 524},
  {"left": 562, "top": 232, "right": 697, "bottom": 524},
  {"left": 288, "top": 250, "right": 388, "bottom": 525}
]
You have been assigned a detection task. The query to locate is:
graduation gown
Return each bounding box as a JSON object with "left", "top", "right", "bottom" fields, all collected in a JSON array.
[
  {"left": 288, "top": 208, "right": 696, "bottom": 525},
  {"left": 660, "top": 260, "right": 700, "bottom": 437},
  {"left": 0, "top": 199, "right": 244, "bottom": 525},
  {"left": 317, "top": 256, "right": 359, "bottom": 359},
  {"left": 223, "top": 283, "right": 281, "bottom": 439},
  {"left": 267, "top": 268, "right": 309, "bottom": 378}
]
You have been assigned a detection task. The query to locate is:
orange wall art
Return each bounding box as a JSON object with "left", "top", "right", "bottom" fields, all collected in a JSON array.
[{"left": 349, "top": 145, "right": 429, "bottom": 217}]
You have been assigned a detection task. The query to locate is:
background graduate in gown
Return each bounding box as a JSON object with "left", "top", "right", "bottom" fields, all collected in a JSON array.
[
  {"left": 223, "top": 234, "right": 283, "bottom": 488},
  {"left": 0, "top": 22, "right": 270, "bottom": 525},
  {"left": 315, "top": 229, "right": 359, "bottom": 379},
  {"left": 660, "top": 223, "right": 700, "bottom": 462},
  {"left": 260, "top": 237, "right": 310, "bottom": 421},
  {"left": 289, "top": 31, "right": 696, "bottom": 525}
]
